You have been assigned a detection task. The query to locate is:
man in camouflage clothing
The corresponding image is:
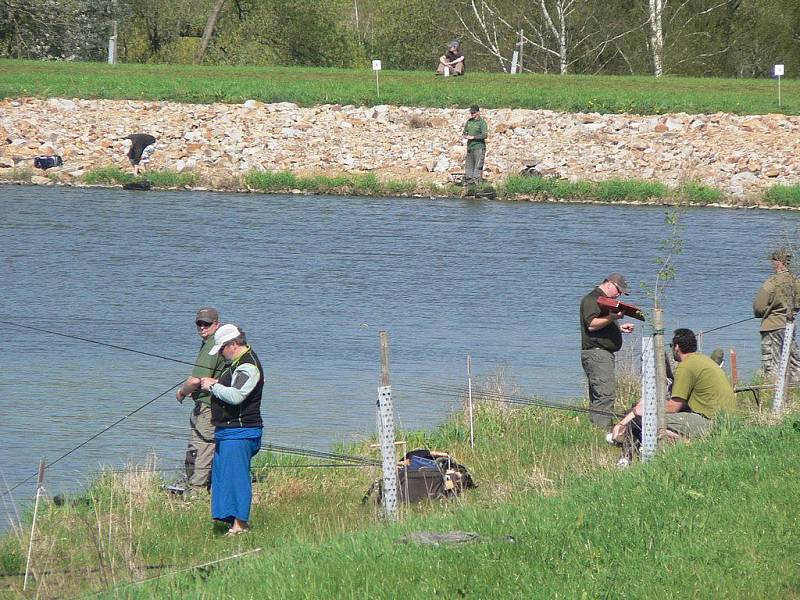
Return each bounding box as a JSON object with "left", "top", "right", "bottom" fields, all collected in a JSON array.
[{"left": 753, "top": 248, "right": 800, "bottom": 380}]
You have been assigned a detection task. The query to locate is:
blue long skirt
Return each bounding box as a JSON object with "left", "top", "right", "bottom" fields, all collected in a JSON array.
[{"left": 211, "top": 427, "right": 262, "bottom": 524}]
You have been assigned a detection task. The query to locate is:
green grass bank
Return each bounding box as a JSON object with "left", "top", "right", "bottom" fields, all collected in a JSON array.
[
  {"left": 1, "top": 386, "right": 798, "bottom": 598},
  {"left": 7, "top": 166, "right": 800, "bottom": 209},
  {"left": 1, "top": 59, "right": 798, "bottom": 115}
]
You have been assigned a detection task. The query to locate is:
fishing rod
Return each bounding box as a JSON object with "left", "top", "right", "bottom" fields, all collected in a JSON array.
[
  {"left": 0, "top": 380, "right": 183, "bottom": 499},
  {"left": 396, "top": 381, "right": 625, "bottom": 418},
  {"left": 1, "top": 320, "right": 199, "bottom": 368},
  {"left": 698, "top": 316, "right": 758, "bottom": 335}
]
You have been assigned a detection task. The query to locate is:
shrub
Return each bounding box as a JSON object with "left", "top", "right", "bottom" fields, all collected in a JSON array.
[
  {"left": 680, "top": 181, "right": 723, "bottom": 204},
  {"left": 145, "top": 170, "right": 198, "bottom": 188},
  {"left": 245, "top": 170, "right": 299, "bottom": 191},
  {"left": 763, "top": 184, "right": 800, "bottom": 207},
  {"left": 595, "top": 178, "right": 668, "bottom": 201},
  {"left": 83, "top": 166, "right": 134, "bottom": 185}
]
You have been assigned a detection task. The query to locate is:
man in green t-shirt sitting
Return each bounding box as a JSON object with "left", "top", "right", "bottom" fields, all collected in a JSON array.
[{"left": 612, "top": 328, "right": 735, "bottom": 443}]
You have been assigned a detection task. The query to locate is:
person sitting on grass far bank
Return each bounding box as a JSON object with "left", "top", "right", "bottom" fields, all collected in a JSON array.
[
  {"left": 198, "top": 324, "right": 264, "bottom": 536},
  {"left": 611, "top": 328, "right": 735, "bottom": 447},
  {"left": 436, "top": 41, "right": 465, "bottom": 76},
  {"left": 124, "top": 133, "right": 156, "bottom": 176}
]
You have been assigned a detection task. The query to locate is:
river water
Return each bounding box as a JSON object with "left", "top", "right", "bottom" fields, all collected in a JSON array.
[{"left": 0, "top": 184, "right": 796, "bottom": 526}]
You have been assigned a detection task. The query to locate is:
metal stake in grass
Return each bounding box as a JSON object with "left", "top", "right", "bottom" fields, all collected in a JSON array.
[
  {"left": 641, "top": 337, "right": 657, "bottom": 462},
  {"left": 772, "top": 319, "right": 795, "bottom": 414},
  {"left": 467, "top": 354, "right": 475, "bottom": 449},
  {"left": 23, "top": 458, "right": 46, "bottom": 591},
  {"left": 377, "top": 331, "right": 398, "bottom": 520}
]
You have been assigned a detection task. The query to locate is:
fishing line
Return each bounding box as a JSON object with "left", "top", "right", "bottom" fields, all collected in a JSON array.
[
  {"left": 0, "top": 380, "right": 184, "bottom": 500},
  {"left": 696, "top": 315, "right": 758, "bottom": 335},
  {"left": 396, "top": 382, "right": 624, "bottom": 418},
  {"left": 94, "top": 462, "right": 376, "bottom": 476},
  {"left": 1, "top": 320, "right": 199, "bottom": 367}
]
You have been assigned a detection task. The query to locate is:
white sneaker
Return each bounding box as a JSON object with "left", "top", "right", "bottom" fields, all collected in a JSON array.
[{"left": 616, "top": 457, "right": 630, "bottom": 469}]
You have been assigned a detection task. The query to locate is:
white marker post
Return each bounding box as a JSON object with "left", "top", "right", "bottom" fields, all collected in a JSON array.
[
  {"left": 372, "top": 59, "right": 382, "bottom": 99},
  {"left": 774, "top": 64, "right": 784, "bottom": 108}
]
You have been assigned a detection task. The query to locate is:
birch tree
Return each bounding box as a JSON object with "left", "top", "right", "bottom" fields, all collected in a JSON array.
[
  {"left": 458, "top": 0, "right": 643, "bottom": 74},
  {"left": 648, "top": 0, "right": 664, "bottom": 76},
  {"left": 646, "top": 0, "right": 739, "bottom": 76}
]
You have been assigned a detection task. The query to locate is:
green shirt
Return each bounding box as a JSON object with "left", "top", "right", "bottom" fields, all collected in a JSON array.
[
  {"left": 191, "top": 335, "right": 226, "bottom": 405},
  {"left": 671, "top": 353, "right": 735, "bottom": 418},
  {"left": 753, "top": 270, "right": 800, "bottom": 332},
  {"left": 462, "top": 116, "right": 488, "bottom": 151},
  {"left": 580, "top": 287, "right": 622, "bottom": 352}
]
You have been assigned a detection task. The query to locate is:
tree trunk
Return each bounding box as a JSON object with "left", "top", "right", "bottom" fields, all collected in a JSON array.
[
  {"left": 558, "top": 2, "right": 567, "bottom": 74},
  {"left": 648, "top": 0, "right": 664, "bottom": 76},
  {"left": 195, "top": 0, "right": 226, "bottom": 64}
]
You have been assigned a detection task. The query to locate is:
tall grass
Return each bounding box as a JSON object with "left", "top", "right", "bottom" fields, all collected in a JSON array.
[
  {"left": 763, "top": 184, "right": 800, "bottom": 207},
  {"left": 20, "top": 165, "right": 800, "bottom": 209},
  {"left": 116, "top": 416, "right": 800, "bottom": 600},
  {"left": 82, "top": 167, "right": 197, "bottom": 187},
  {"left": 245, "top": 170, "right": 416, "bottom": 196},
  {"left": 2, "top": 59, "right": 799, "bottom": 115},
  {"left": 1, "top": 364, "right": 791, "bottom": 598}
]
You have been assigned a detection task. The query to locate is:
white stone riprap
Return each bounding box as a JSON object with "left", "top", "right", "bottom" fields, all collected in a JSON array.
[{"left": 2, "top": 97, "right": 800, "bottom": 198}]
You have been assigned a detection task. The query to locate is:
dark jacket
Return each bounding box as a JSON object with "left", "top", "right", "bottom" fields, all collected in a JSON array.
[
  {"left": 211, "top": 347, "right": 264, "bottom": 428},
  {"left": 126, "top": 133, "right": 156, "bottom": 164}
]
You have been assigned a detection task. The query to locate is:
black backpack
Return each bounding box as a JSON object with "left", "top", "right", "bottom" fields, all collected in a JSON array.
[
  {"left": 364, "top": 448, "right": 476, "bottom": 504},
  {"left": 34, "top": 155, "right": 63, "bottom": 170}
]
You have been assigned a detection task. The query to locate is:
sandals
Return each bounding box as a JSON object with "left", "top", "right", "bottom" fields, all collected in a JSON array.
[{"left": 224, "top": 528, "right": 248, "bottom": 537}]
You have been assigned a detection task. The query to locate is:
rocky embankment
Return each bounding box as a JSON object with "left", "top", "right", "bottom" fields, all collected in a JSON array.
[{"left": 2, "top": 97, "right": 800, "bottom": 197}]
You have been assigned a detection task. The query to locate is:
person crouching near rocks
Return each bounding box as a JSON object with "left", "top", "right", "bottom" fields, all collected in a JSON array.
[
  {"left": 198, "top": 324, "right": 264, "bottom": 536},
  {"left": 124, "top": 133, "right": 156, "bottom": 175}
]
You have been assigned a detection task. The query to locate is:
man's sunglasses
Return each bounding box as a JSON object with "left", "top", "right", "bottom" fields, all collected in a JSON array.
[{"left": 196, "top": 321, "right": 214, "bottom": 328}]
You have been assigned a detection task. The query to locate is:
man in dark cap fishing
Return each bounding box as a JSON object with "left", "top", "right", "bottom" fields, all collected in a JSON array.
[
  {"left": 579, "top": 273, "right": 635, "bottom": 429},
  {"left": 754, "top": 247, "right": 800, "bottom": 380},
  {"left": 175, "top": 307, "right": 226, "bottom": 494},
  {"left": 462, "top": 105, "right": 488, "bottom": 188}
]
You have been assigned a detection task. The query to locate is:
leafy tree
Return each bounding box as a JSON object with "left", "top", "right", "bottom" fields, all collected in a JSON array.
[{"left": 0, "top": 0, "right": 118, "bottom": 59}]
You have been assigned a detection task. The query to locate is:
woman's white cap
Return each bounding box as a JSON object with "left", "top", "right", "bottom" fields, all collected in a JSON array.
[{"left": 209, "top": 324, "right": 241, "bottom": 355}]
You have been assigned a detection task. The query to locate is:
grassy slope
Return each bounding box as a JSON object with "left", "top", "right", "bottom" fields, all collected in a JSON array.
[
  {"left": 1, "top": 59, "right": 799, "bottom": 115},
  {"left": 3, "top": 399, "right": 798, "bottom": 598},
  {"left": 117, "top": 417, "right": 800, "bottom": 600}
]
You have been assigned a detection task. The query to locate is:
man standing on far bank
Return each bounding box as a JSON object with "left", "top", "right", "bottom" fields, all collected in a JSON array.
[
  {"left": 462, "top": 105, "right": 488, "bottom": 188},
  {"left": 176, "top": 307, "right": 226, "bottom": 493},
  {"left": 580, "top": 273, "right": 635, "bottom": 429},
  {"left": 754, "top": 248, "right": 800, "bottom": 380}
]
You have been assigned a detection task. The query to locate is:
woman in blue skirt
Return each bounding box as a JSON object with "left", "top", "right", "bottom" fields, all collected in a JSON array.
[{"left": 199, "top": 324, "right": 264, "bottom": 535}]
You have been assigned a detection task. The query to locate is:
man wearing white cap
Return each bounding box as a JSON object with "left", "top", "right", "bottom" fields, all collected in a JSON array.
[{"left": 198, "top": 324, "right": 263, "bottom": 535}]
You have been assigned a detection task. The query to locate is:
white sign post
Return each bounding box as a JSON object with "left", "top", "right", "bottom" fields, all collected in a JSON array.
[
  {"left": 372, "top": 59, "right": 382, "bottom": 99},
  {"left": 510, "top": 50, "right": 519, "bottom": 75},
  {"left": 774, "top": 64, "right": 784, "bottom": 107}
]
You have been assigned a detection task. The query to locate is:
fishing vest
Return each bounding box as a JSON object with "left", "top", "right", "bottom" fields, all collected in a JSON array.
[{"left": 211, "top": 347, "right": 264, "bottom": 429}]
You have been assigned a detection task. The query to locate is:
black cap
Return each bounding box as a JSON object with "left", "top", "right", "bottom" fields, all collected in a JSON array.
[
  {"left": 605, "top": 273, "right": 629, "bottom": 295},
  {"left": 470, "top": 105, "right": 480, "bottom": 114}
]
